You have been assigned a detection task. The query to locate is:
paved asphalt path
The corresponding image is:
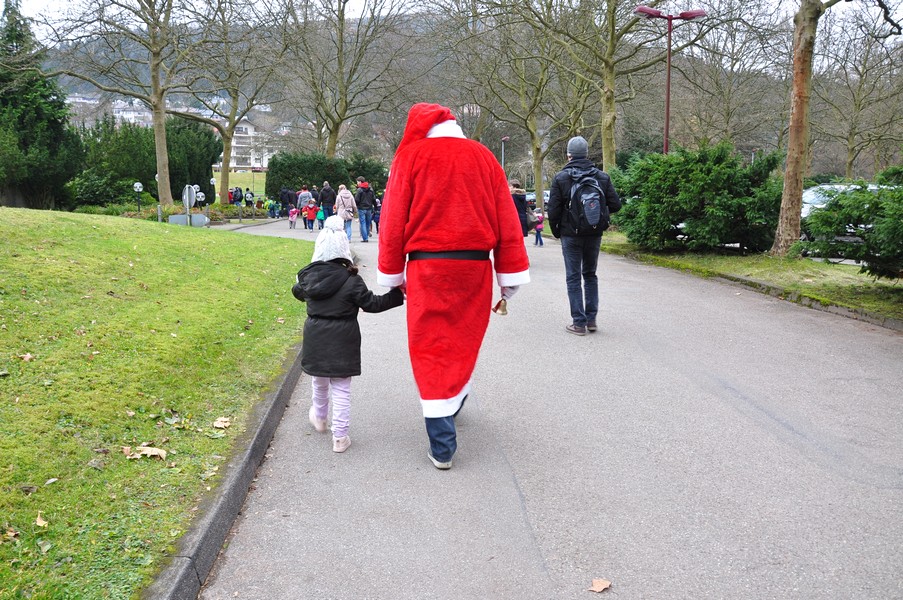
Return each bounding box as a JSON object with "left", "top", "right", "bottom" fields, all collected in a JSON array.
[{"left": 199, "top": 220, "right": 903, "bottom": 599}]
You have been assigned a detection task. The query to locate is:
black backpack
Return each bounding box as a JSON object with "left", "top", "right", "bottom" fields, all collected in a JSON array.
[{"left": 567, "top": 168, "right": 608, "bottom": 234}]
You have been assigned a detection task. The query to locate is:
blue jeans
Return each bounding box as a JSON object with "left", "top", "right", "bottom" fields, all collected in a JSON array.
[
  {"left": 560, "top": 235, "right": 602, "bottom": 327},
  {"left": 424, "top": 416, "right": 457, "bottom": 462},
  {"left": 358, "top": 209, "right": 373, "bottom": 241},
  {"left": 322, "top": 205, "right": 334, "bottom": 219},
  {"left": 534, "top": 229, "right": 543, "bottom": 246}
]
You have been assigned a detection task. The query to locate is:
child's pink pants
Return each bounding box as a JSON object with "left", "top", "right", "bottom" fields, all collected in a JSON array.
[{"left": 310, "top": 376, "right": 352, "bottom": 438}]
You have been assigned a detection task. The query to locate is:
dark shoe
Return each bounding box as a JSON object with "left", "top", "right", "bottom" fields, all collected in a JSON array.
[
  {"left": 587, "top": 321, "right": 597, "bottom": 332},
  {"left": 565, "top": 324, "right": 586, "bottom": 336}
]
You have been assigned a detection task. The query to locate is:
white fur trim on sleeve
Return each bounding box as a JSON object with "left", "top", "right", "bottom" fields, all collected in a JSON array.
[
  {"left": 377, "top": 270, "right": 405, "bottom": 288},
  {"left": 497, "top": 270, "right": 530, "bottom": 287}
]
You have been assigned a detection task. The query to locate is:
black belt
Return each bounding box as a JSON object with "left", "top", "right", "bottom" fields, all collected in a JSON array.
[
  {"left": 408, "top": 250, "right": 489, "bottom": 261},
  {"left": 308, "top": 314, "right": 356, "bottom": 321}
]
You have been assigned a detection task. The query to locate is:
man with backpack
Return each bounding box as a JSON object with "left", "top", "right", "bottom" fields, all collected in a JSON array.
[{"left": 547, "top": 136, "right": 621, "bottom": 336}]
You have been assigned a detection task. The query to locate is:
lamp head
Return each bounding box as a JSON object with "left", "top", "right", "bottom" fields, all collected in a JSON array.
[
  {"left": 634, "top": 5, "right": 663, "bottom": 18},
  {"left": 678, "top": 9, "right": 707, "bottom": 19}
]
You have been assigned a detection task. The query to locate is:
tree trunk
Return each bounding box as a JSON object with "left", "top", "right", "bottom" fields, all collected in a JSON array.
[
  {"left": 151, "top": 101, "right": 173, "bottom": 206},
  {"left": 149, "top": 45, "right": 173, "bottom": 206},
  {"left": 771, "top": 0, "right": 825, "bottom": 256},
  {"left": 600, "top": 63, "right": 617, "bottom": 172},
  {"left": 219, "top": 132, "right": 233, "bottom": 205},
  {"left": 531, "top": 138, "right": 544, "bottom": 213},
  {"left": 325, "top": 127, "right": 339, "bottom": 158}
]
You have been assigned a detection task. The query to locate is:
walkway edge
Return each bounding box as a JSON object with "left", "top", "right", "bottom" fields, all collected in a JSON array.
[
  {"left": 141, "top": 345, "right": 305, "bottom": 600},
  {"left": 607, "top": 250, "right": 903, "bottom": 333}
]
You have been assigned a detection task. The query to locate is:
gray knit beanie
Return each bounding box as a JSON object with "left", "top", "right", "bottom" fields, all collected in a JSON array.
[{"left": 567, "top": 136, "right": 588, "bottom": 158}]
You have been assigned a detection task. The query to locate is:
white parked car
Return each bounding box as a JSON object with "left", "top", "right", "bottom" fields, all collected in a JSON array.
[{"left": 801, "top": 183, "right": 883, "bottom": 218}]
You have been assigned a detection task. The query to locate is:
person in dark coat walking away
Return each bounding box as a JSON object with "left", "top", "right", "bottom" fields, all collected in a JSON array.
[
  {"left": 319, "top": 181, "right": 337, "bottom": 219},
  {"left": 292, "top": 216, "right": 405, "bottom": 452},
  {"left": 354, "top": 177, "right": 377, "bottom": 242},
  {"left": 509, "top": 179, "right": 529, "bottom": 236},
  {"left": 547, "top": 136, "right": 621, "bottom": 336}
]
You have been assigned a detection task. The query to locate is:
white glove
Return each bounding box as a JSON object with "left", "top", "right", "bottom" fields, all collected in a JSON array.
[{"left": 500, "top": 286, "right": 519, "bottom": 300}]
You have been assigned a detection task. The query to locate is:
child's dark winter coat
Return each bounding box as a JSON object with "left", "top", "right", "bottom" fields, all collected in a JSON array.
[{"left": 292, "top": 258, "right": 403, "bottom": 378}]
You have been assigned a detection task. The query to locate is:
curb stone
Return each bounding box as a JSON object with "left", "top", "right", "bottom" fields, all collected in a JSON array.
[{"left": 141, "top": 345, "right": 304, "bottom": 600}]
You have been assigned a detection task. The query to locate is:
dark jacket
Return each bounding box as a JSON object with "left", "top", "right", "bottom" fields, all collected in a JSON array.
[
  {"left": 292, "top": 259, "right": 404, "bottom": 377},
  {"left": 511, "top": 187, "right": 528, "bottom": 236},
  {"left": 318, "top": 185, "right": 336, "bottom": 208},
  {"left": 547, "top": 157, "right": 621, "bottom": 238},
  {"left": 355, "top": 186, "right": 376, "bottom": 210}
]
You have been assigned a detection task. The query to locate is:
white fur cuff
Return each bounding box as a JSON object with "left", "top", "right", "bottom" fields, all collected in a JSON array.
[
  {"left": 377, "top": 270, "right": 405, "bottom": 287},
  {"left": 497, "top": 270, "right": 530, "bottom": 287}
]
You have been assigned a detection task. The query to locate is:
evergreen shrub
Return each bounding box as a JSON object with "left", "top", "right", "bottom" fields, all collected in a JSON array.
[
  {"left": 801, "top": 185, "right": 903, "bottom": 280},
  {"left": 613, "top": 143, "right": 782, "bottom": 252}
]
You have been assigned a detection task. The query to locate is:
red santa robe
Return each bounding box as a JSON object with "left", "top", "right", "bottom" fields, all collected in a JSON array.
[{"left": 377, "top": 103, "right": 530, "bottom": 418}]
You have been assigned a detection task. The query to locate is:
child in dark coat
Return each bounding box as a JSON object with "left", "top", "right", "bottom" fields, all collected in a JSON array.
[{"left": 291, "top": 216, "right": 404, "bottom": 452}]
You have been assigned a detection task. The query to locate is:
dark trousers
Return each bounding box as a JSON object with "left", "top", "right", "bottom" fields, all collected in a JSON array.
[
  {"left": 560, "top": 235, "right": 602, "bottom": 327},
  {"left": 424, "top": 416, "right": 456, "bottom": 462}
]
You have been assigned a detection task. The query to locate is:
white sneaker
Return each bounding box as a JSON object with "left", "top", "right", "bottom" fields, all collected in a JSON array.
[
  {"left": 333, "top": 435, "right": 351, "bottom": 453},
  {"left": 308, "top": 406, "right": 327, "bottom": 433},
  {"left": 428, "top": 452, "right": 452, "bottom": 470}
]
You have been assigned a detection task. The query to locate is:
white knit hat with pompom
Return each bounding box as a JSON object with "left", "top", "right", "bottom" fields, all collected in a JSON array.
[{"left": 311, "top": 215, "right": 352, "bottom": 262}]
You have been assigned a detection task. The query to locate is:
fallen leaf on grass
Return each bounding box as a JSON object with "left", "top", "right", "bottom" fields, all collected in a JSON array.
[
  {"left": 205, "top": 431, "right": 226, "bottom": 439},
  {"left": 20, "top": 485, "right": 38, "bottom": 495},
  {"left": 200, "top": 466, "right": 219, "bottom": 481},
  {"left": 36, "top": 512, "right": 48, "bottom": 528},
  {"left": 275, "top": 317, "right": 286, "bottom": 324},
  {"left": 126, "top": 447, "right": 167, "bottom": 460},
  {"left": 588, "top": 579, "right": 611, "bottom": 593},
  {"left": 87, "top": 458, "right": 105, "bottom": 470},
  {"left": 44, "top": 478, "right": 58, "bottom": 486},
  {"left": 125, "top": 409, "right": 135, "bottom": 417},
  {"left": 19, "top": 353, "right": 34, "bottom": 362},
  {"left": 37, "top": 539, "right": 52, "bottom": 554},
  {"left": 213, "top": 417, "right": 231, "bottom": 429}
]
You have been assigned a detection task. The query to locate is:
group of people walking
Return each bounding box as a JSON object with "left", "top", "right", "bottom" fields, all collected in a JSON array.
[
  {"left": 292, "top": 102, "right": 621, "bottom": 470},
  {"left": 282, "top": 179, "right": 382, "bottom": 241}
]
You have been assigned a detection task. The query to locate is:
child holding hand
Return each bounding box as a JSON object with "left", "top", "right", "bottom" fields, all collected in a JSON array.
[{"left": 292, "top": 216, "right": 404, "bottom": 452}]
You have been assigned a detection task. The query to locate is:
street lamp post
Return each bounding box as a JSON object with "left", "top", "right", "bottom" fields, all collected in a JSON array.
[
  {"left": 133, "top": 182, "right": 143, "bottom": 213},
  {"left": 501, "top": 136, "right": 510, "bottom": 173},
  {"left": 634, "top": 6, "right": 706, "bottom": 154}
]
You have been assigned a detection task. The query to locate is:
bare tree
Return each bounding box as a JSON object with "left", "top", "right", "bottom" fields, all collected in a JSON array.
[
  {"left": 811, "top": 7, "right": 903, "bottom": 179},
  {"left": 282, "top": 0, "right": 432, "bottom": 158},
  {"left": 168, "top": 0, "right": 289, "bottom": 203},
  {"left": 43, "top": 0, "right": 206, "bottom": 205},
  {"left": 770, "top": 0, "right": 900, "bottom": 256},
  {"left": 673, "top": 0, "right": 788, "bottom": 154},
  {"left": 508, "top": 0, "right": 713, "bottom": 171}
]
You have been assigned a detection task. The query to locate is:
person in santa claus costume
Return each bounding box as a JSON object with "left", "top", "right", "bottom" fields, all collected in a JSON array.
[{"left": 377, "top": 102, "right": 530, "bottom": 470}]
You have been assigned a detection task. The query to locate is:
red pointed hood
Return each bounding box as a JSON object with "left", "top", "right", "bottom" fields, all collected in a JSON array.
[{"left": 395, "top": 103, "right": 456, "bottom": 156}]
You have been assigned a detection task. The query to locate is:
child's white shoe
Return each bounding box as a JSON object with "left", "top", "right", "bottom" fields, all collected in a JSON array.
[
  {"left": 333, "top": 435, "right": 351, "bottom": 453},
  {"left": 309, "top": 406, "right": 327, "bottom": 433}
]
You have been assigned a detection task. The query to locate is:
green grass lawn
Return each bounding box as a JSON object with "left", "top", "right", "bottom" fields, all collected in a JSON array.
[
  {"left": 0, "top": 208, "right": 310, "bottom": 598},
  {"left": 600, "top": 231, "right": 903, "bottom": 322},
  {"left": 213, "top": 170, "right": 267, "bottom": 200}
]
